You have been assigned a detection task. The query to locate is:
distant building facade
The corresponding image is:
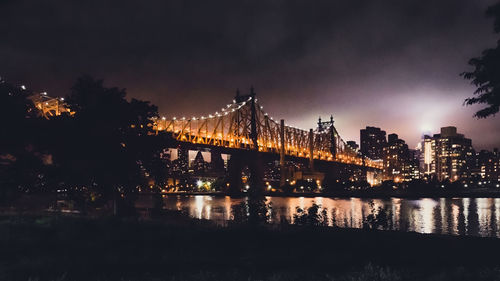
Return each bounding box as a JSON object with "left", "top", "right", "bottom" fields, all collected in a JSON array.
[
  {"left": 407, "top": 148, "right": 421, "bottom": 181},
  {"left": 475, "top": 149, "right": 500, "bottom": 182},
  {"left": 346, "top": 141, "right": 359, "bottom": 151}
]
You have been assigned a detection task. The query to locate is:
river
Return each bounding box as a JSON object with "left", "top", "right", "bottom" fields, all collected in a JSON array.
[{"left": 150, "top": 195, "right": 500, "bottom": 237}]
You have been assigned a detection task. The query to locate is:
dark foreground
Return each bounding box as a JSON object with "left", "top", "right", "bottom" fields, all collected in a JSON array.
[{"left": 1, "top": 214, "right": 500, "bottom": 281}]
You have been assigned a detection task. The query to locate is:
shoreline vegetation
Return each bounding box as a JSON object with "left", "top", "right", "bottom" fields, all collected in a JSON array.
[{"left": 1, "top": 212, "right": 500, "bottom": 281}]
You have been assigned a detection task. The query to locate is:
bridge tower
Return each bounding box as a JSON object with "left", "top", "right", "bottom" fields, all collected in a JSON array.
[
  {"left": 228, "top": 87, "right": 264, "bottom": 195},
  {"left": 235, "top": 86, "right": 258, "bottom": 149},
  {"left": 249, "top": 87, "right": 258, "bottom": 149},
  {"left": 279, "top": 119, "right": 286, "bottom": 187},
  {"left": 309, "top": 128, "right": 314, "bottom": 171},
  {"left": 317, "top": 115, "right": 337, "bottom": 158}
]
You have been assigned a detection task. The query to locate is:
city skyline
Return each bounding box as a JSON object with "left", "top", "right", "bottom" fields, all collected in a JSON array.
[{"left": 1, "top": 0, "right": 500, "bottom": 149}]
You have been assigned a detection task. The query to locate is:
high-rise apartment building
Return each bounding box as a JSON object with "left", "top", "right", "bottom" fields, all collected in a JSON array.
[
  {"left": 382, "top": 133, "right": 420, "bottom": 181},
  {"left": 425, "top": 127, "right": 475, "bottom": 181},
  {"left": 360, "top": 126, "right": 387, "bottom": 160},
  {"left": 476, "top": 149, "right": 500, "bottom": 182}
]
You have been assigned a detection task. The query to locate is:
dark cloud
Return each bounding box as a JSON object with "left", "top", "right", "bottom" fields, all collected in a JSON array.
[{"left": 1, "top": 0, "right": 499, "bottom": 148}]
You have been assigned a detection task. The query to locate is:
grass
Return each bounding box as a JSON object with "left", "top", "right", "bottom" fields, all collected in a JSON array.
[
  {"left": 31, "top": 266, "right": 500, "bottom": 281},
  {"left": 0, "top": 214, "right": 499, "bottom": 280}
]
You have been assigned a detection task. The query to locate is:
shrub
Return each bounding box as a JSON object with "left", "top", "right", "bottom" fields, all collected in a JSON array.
[{"left": 293, "top": 203, "right": 329, "bottom": 227}]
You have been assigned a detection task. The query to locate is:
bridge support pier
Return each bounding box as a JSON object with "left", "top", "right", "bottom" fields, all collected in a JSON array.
[
  {"left": 279, "top": 119, "right": 286, "bottom": 187},
  {"left": 309, "top": 128, "right": 314, "bottom": 172},
  {"left": 227, "top": 150, "right": 264, "bottom": 196}
]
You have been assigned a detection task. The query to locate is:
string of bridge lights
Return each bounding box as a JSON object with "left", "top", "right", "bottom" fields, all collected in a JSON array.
[
  {"left": 16, "top": 83, "right": 67, "bottom": 103},
  {"left": 160, "top": 96, "right": 251, "bottom": 122},
  {"left": 159, "top": 96, "right": 322, "bottom": 134}
]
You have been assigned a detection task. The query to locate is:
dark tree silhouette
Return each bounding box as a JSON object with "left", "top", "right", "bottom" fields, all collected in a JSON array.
[
  {"left": 0, "top": 78, "right": 42, "bottom": 203},
  {"left": 0, "top": 78, "right": 37, "bottom": 154},
  {"left": 462, "top": 3, "right": 500, "bottom": 118},
  {"left": 51, "top": 76, "right": 159, "bottom": 214},
  {"left": 0, "top": 75, "right": 161, "bottom": 211}
]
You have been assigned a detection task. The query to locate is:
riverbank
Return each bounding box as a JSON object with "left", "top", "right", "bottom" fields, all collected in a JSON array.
[
  {"left": 1, "top": 214, "right": 500, "bottom": 280},
  {"left": 158, "top": 187, "right": 500, "bottom": 199}
]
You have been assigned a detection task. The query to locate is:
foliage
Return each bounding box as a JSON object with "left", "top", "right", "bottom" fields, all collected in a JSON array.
[
  {"left": 363, "top": 201, "right": 393, "bottom": 230},
  {"left": 231, "top": 196, "right": 271, "bottom": 225},
  {"left": 331, "top": 207, "right": 337, "bottom": 227},
  {"left": 462, "top": 3, "right": 500, "bottom": 118},
  {"left": 45, "top": 76, "right": 159, "bottom": 213},
  {"left": 0, "top": 79, "right": 42, "bottom": 203},
  {"left": 293, "top": 203, "right": 329, "bottom": 227},
  {"left": 210, "top": 177, "right": 227, "bottom": 192},
  {"left": 231, "top": 201, "right": 248, "bottom": 223}
]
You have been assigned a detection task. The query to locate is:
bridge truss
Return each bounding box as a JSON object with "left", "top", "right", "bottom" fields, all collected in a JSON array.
[{"left": 153, "top": 89, "right": 382, "bottom": 169}]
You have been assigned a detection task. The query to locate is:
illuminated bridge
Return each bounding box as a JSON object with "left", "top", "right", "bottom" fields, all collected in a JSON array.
[{"left": 153, "top": 88, "right": 382, "bottom": 170}]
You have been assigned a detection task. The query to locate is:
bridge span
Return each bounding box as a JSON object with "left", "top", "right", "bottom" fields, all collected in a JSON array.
[{"left": 153, "top": 88, "right": 382, "bottom": 170}]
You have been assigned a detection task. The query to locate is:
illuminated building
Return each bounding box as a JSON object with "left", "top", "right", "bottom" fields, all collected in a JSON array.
[
  {"left": 428, "top": 127, "right": 475, "bottom": 182},
  {"left": 346, "top": 141, "right": 359, "bottom": 151},
  {"left": 407, "top": 149, "right": 421, "bottom": 180},
  {"left": 360, "top": 126, "right": 387, "bottom": 160},
  {"left": 422, "top": 135, "right": 436, "bottom": 177},
  {"left": 170, "top": 148, "right": 189, "bottom": 177},
  {"left": 263, "top": 160, "right": 281, "bottom": 183},
  {"left": 476, "top": 149, "right": 500, "bottom": 182},
  {"left": 383, "top": 133, "right": 413, "bottom": 181},
  {"left": 178, "top": 148, "right": 189, "bottom": 167}
]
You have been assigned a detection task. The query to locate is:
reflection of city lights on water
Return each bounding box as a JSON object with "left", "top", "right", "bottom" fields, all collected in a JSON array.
[
  {"left": 419, "top": 199, "right": 437, "bottom": 234},
  {"left": 195, "top": 195, "right": 204, "bottom": 219},
  {"left": 463, "top": 198, "right": 470, "bottom": 231},
  {"left": 157, "top": 195, "right": 500, "bottom": 237}
]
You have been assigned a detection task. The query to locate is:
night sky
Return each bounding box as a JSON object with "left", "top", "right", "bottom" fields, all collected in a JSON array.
[{"left": 1, "top": 0, "right": 499, "bottom": 149}]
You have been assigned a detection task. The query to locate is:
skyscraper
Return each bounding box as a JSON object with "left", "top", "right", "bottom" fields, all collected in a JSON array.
[
  {"left": 382, "top": 133, "right": 419, "bottom": 181},
  {"left": 427, "top": 127, "right": 475, "bottom": 182},
  {"left": 423, "top": 135, "right": 436, "bottom": 177},
  {"left": 408, "top": 149, "right": 422, "bottom": 181},
  {"left": 360, "top": 126, "right": 387, "bottom": 160}
]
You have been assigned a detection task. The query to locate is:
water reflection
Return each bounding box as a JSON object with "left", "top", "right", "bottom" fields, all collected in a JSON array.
[{"left": 158, "top": 195, "right": 500, "bottom": 237}]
